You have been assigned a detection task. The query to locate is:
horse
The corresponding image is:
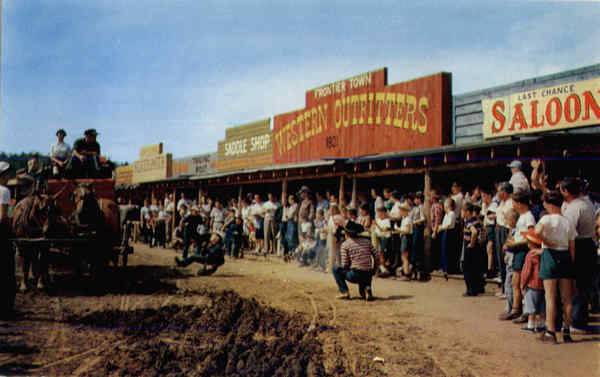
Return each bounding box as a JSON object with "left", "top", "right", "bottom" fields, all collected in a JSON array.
[
  {"left": 70, "top": 183, "right": 121, "bottom": 267},
  {"left": 12, "top": 186, "right": 68, "bottom": 291}
]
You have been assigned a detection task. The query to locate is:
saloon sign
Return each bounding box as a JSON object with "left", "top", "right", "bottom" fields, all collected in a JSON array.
[
  {"left": 482, "top": 77, "right": 600, "bottom": 139},
  {"left": 272, "top": 69, "right": 452, "bottom": 164}
]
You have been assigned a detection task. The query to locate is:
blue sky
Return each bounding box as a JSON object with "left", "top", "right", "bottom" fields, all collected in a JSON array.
[{"left": 1, "top": 0, "right": 599, "bottom": 163}]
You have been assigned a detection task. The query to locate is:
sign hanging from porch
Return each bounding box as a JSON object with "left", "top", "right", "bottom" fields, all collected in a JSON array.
[
  {"left": 482, "top": 77, "right": 600, "bottom": 139},
  {"left": 272, "top": 68, "right": 452, "bottom": 164}
]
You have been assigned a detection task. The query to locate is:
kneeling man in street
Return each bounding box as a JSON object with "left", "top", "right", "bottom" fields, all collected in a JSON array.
[
  {"left": 175, "top": 232, "right": 225, "bottom": 275},
  {"left": 333, "top": 221, "right": 379, "bottom": 301}
]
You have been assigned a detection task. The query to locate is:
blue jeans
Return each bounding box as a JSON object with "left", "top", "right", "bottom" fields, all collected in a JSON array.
[
  {"left": 182, "top": 228, "right": 200, "bottom": 259},
  {"left": 411, "top": 225, "right": 424, "bottom": 271},
  {"left": 495, "top": 226, "right": 509, "bottom": 292},
  {"left": 316, "top": 239, "right": 327, "bottom": 270},
  {"left": 333, "top": 265, "right": 373, "bottom": 294}
]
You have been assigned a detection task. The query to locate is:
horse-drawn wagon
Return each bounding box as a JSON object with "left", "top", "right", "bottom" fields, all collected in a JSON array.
[{"left": 10, "top": 177, "right": 133, "bottom": 290}]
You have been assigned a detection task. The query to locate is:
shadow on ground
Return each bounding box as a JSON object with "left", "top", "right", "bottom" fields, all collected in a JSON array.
[{"left": 43, "top": 265, "right": 194, "bottom": 297}]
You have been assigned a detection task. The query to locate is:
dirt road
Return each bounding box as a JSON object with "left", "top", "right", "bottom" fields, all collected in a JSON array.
[{"left": 1, "top": 244, "right": 598, "bottom": 376}]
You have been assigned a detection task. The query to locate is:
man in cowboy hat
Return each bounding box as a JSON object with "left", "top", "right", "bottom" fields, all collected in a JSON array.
[
  {"left": 175, "top": 231, "right": 225, "bottom": 275},
  {"left": 69, "top": 128, "right": 101, "bottom": 178},
  {"left": 50, "top": 129, "right": 71, "bottom": 177},
  {"left": 507, "top": 160, "right": 530, "bottom": 194},
  {"left": 298, "top": 185, "right": 315, "bottom": 223},
  {"left": 333, "top": 221, "right": 379, "bottom": 301}
]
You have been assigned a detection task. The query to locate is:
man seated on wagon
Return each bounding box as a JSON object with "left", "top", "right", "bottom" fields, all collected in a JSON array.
[
  {"left": 174, "top": 231, "right": 225, "bottom": 275},
  {"left": 68, "top": 128, "right": 101, "bottom": 178}
]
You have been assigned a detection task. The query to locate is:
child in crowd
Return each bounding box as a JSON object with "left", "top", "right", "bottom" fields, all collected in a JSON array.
[
  {"left": 499, "top": 208, "right": 519, "bottom": 319},
  {"left": 395, "top": 203, "right": 413, "bottom": 281},
  {"left": 535, "top": 190, "right": 576, "bottom": 344},
  {"left": 347, "top": 208, "right": 358, "bottom": 223},
  {"left": 500, "top": 192, "right": 536, "bottom": 321},
  {"left": 197, "top": 213, "right": 210, "bottom": 249},
  {"left": 374, "top": 207, "right": 393, "bottom": 276},
  {"left": 315, "top": 209, "right": 328, "bottom": 271},
  {"left": 358, "top": 203, "right": 372, "bottom": 230},
  {"left": 462, "top": 202, "right": 485, "bottom": 296},
  {"left": 297, "top": 228, "right": 318, "bottom": 266},
  {"left": 437, "top": 198, "right": 457, "bottom": 281},
  {"left": 226, "top": 216, "right": 244, "bottom": 258},
  {"left": 520, "top": 229, "right": 546, "bottom": 332}
]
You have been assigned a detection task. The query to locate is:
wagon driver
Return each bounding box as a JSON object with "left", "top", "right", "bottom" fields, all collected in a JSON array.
[{"left": 69, "top": 128, "right": 101, "bottom": 178}]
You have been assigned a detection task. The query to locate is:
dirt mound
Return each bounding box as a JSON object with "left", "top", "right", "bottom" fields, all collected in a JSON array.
[{"left": 68, "top": 290, "right": 345, "bottom": 376}]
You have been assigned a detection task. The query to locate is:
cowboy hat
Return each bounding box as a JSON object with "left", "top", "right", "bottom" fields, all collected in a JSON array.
[{"left": 343, "top": 221, "right": 364, "bottom": 236}]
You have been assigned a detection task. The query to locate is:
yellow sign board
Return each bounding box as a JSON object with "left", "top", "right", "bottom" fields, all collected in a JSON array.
[
  {"left": 482, "top": 77, "right": 600, "bottom": 139},
  {"left": 115, "top": 165, "right": 133, "bottom": 185},
  {"left": 132, "top": 153, "right": 172, "bottom": 183},
  {"left": 139, "top": 143, "right": 163, "bottom": 159}
]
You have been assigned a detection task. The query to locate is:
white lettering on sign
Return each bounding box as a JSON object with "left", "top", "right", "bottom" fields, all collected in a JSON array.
[
  {"left": 224, "top": 139, "right": 247, "bottom": 157},
  {"left": 224, "top": 134, "right": 270, "bottom": 156},
  {"left": 250, "top": 134, "right": 270, "bottom": 152},
  {"left": 313, "top": 73, "right": 373, "bottom": 100}
]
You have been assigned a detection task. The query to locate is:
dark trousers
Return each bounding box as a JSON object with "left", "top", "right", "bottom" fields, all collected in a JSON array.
[
  {"left": 179, "top": 252, "right": 224, "bottom": 268},
  {"left": 495, "top": 226, "right": 509, "bottom": 289},
  {"left": 182, "top": 228, "right": 201, "bottom": 259},
  {"left": 68, "top": 156, "right": 100, "bottom": 178},
  {"left": 411, "top": 225, "right": 425, "bottom": 271},
  {"left": 333, "top": 265, "right": 373, "bottom": 294},
  {"left": 154, "top": 221, "right": 166, "bottom": 247},
  {"left": 463, "top": 246, "right": 485, "bottom": 295},
  {"left": 572, "top": 238, "right": 596, "bottom": 329},
  {"left": 378, "top": 237, "right": 392, "bottom": 266},
  {"left": 231, "top": 236, "right": 242, "bottom": 258},
  {"left": 441, "top": 229, "right": 457, "bottom": 274},
  {"left": 0, "top": 233, "right": 15, "bottom": 318}
]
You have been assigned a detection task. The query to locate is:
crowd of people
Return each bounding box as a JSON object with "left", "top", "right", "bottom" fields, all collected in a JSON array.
[{"left": 125, "top": 159, "right": 600, "bottom": 344}]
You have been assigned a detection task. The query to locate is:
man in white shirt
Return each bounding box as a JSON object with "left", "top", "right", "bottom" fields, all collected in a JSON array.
[
  {"left": 494, "top": 182, "right": 514, "bottom": 291},
  {"left": 450, "top": 182, "right": 464, "bottom": 218},
  {"left": 507, "top": 160, "right": 530, "bottom": 194},
  {"left": 177, "top": 193, "right": 193, "bottom": 214},
  {"left": 263, "top": 193, "right": 280, "bottom": 254},
  {"left": 560, "top": 177, "right": 596, "bottom": 332},
  {"left": 0, "top": 161, "right": 15, "bottom": 318}
]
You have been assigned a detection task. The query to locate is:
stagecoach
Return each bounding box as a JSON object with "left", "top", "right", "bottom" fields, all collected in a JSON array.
[{"left": 8, "top": 177, "right": 133, "bottom": 291}]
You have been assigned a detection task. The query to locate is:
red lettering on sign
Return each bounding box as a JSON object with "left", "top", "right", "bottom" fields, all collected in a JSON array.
[
  {"left": 510, "top": 103, "right": 529, "bottom": 131},
  {"left": 564, "top": 94, "right": 581, "bottom": 123},
  {"left": 582, "top": 90, "right": 600, "bottom": 121},
  {"left": 491, "top": 101, "right": 505, "bottom": 134},
  {"left": 530, "top": 100, "right": 545, "bottom": 128},
  {"left": 546, "top": 97, "right": 562, "bottom": 126}
]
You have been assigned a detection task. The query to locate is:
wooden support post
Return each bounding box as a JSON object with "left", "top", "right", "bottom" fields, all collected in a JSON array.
[
  {"left": 282, "top": 178, "right": 288, "bottom": 206},
  {"left": 351, "top": 177, "right": 357, "bottom": 208},
  {"left": 423, "top": 169, "right": 432, "bottom": 274},
  {"left": 238, "top": 184, "right": 243, "bottom": 212},
  {"left": 424, "top": 169, "right": 432, "bottom": 237},
  {"left": 339, "top": 175, "right": 345, "bottom": 208},
  {"left": 171, "top": 187, "right": 177, "bottom": 239}
]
